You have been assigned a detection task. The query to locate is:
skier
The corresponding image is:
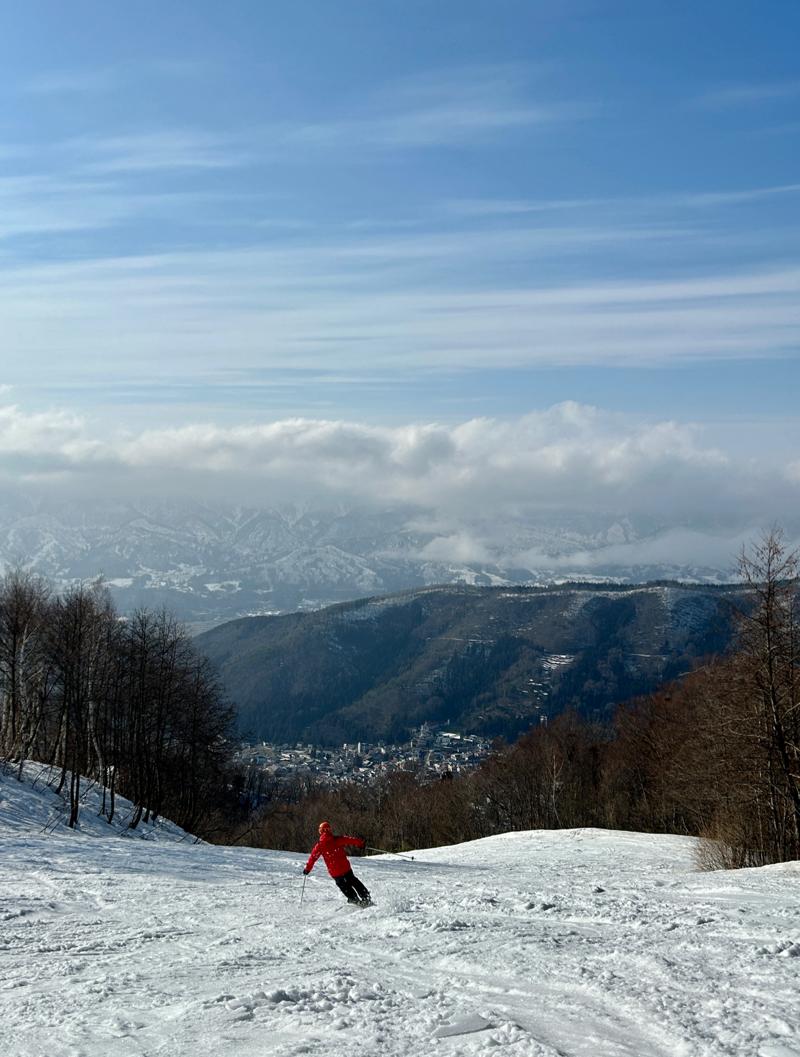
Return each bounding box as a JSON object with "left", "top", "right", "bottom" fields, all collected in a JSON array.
[{"left": 303, "top": 821, "right": 372, "bottom": 906}]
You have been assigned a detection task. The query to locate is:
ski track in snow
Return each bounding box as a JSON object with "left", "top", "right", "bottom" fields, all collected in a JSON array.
[{"left": 1, "top": 773, "right": 800, "bottom": 1057}]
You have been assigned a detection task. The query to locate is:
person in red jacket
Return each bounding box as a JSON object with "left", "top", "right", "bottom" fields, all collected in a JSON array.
[{"left": 303, "top": 821, "right": 372, "bottom": 905}]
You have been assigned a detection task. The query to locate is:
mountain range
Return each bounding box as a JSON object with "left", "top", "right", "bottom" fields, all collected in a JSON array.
[{"left": 0, "top": 496, "right": 744, "bottom": 631}]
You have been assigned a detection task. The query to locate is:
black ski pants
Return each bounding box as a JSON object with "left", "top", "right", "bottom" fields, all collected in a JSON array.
[{"left": 334, "top": 869, "right": 370, "bottom": 903}]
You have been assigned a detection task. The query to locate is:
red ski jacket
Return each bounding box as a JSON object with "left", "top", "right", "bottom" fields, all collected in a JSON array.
[{"left": 305, "top": 832, "right": 365, "bottom": 878}]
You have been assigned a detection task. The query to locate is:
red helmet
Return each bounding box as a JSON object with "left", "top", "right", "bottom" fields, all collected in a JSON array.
[{"left": 318, "top": 821, "right": 331, "bottom": 834}]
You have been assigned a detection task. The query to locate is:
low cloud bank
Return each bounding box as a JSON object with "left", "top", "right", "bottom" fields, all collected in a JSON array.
[{"left": 1, "top": 400, "right": 796, "bottom": 574}]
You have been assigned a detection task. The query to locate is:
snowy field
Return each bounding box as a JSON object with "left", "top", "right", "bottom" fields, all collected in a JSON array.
[{"left": 1, "top": 765, "right": 799, "bottom": 1057}]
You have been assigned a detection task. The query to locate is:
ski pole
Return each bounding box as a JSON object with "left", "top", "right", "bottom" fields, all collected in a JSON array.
[
  {"left": 366, "top": 845, "right": 415, "bottom": 861},
  {"left": 300, "top": 873, "right": 307, "bottom": 905}
]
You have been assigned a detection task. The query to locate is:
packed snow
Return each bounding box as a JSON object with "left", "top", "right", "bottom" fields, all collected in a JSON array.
[{"left": 1, "top": 764, "right": 799, "bottom": 1057}]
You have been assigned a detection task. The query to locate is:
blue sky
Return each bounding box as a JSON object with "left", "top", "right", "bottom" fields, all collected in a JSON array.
[{"left": 0, "top": 1, "right": 798, "bottom": 535}]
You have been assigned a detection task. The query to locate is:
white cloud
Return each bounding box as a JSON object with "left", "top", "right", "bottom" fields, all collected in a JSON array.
[
  {"left": 279, "top": 65, "right": 583, "bottom": 151},
  {"left": 513, "top": 527, "right": 760, "bottom": 577},
  {"left": 20, "top": 60, "right": 216, "bottom": 97},
  {"left": 677, "top": 183, "right": 800, "bottom": 207},
  {"left": 74, "top": 131, "right": 248, "bottom": 173},
  {"left": 696, "top": 80, "right": 800, "bottom": 110},
  {"left": 417, "top": 532, "right": 495, "bottom": 565},
  {"left": 2, "top": 401, "right": 796, "bottom": 581},
  {"left": 446, "top": 183, "right": 800, "bottom": 216},
  {"left": 2, "top": 231, "right": 798, "bottom": 378},
  {"left": 0, "top": 402, "right": 795, "bottom": 531},
  {"left": 0, "top": 174, "right": 134, "bottom": 240},
  {"left": 444, "top": 197, "right": 602, "bottom": 217},
  {"left": 0, "top": 404, "right": 84, "bottom": 453},
  {"left": 0, "top": 172, "right": 246, "bottom": 242},
  {"left": 0, "top": 404, "right": 102, "bottom": 476},
  {"left": 21, "top": 68, "right": 115, "bottom": 96}
]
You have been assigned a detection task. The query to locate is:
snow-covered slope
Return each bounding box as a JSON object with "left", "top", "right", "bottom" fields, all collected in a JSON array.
[
  {"left": 0, "top": 762, "right": 193, "bottom": 842},
  {"left": 1, "top": 766, "right": 799, "bottom": 1057}
]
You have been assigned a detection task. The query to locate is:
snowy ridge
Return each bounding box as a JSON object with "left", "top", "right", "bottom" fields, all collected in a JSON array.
[
  {"left": 1, "top": 768, "right": 799, "bottom": 1056},
  {"left": 0, "top": 499, "right": 742, "bottom": 629}
]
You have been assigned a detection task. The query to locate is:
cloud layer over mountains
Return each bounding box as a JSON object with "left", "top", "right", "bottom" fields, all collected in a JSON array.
[{"left": 1, "top": 401, "right": 795, "bottom": 548}]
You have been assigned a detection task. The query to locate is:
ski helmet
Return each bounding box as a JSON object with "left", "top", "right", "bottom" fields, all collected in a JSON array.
[{"left": 319, "top": 821, "right": 331, "bottom": 834}]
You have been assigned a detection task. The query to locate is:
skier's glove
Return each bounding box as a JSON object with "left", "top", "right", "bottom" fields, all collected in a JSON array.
[{"left": 302, "top": 867, "right": 310, "bottom": 875}]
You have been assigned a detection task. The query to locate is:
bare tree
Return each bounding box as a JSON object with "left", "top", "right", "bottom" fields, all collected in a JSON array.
[
  {"left": 47, "top": 583, "right": 116, "bottom": 826},
  {"left": 733, "top": 529, "right": 800, "bottom": 861},
  {"left": 0, "top": 570, "right": 51, "bottom": 770}
]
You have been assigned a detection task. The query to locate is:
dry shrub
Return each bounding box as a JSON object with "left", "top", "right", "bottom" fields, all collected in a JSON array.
[{"left": 695, "top": 809, "right": 768, "bottom": 871}]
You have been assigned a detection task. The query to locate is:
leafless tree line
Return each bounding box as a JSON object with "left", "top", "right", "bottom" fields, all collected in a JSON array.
[
  {"left": 0, "top": 572, "right": 235, "bottom": 835},
  {"left": 227, "top": 531, "right": 799, "bottom": 869}
]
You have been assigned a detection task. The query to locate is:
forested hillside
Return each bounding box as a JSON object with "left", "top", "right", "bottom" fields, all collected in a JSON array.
[
  {"left": 0, "top": 572, "right": 234, "bottom": 834},
  {"left": 227, "top": 533, "right": 800, "bottom": 870},
  {"left": 197, "top": 581, "right": 746, "bottom": 743}
]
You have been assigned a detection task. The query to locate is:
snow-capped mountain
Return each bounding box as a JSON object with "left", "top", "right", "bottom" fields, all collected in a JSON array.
[{"left": 0, "top": 496, "right": 744, "bottom": 630}]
